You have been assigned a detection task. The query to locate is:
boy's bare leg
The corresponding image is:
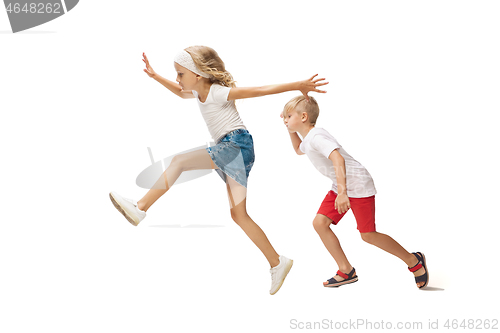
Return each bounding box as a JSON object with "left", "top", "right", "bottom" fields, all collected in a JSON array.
[
  {"left": 137, "top": 149, "right": 216, "bottom": 212},
  {"left": 360, "top": 232, "right": 426, "bottom": 288},
  {"left": 226, "top": 176, "right": 280, "bottom": 268},
  {"left": 313, "top": 214, "right": 355, "bottom": 283}
]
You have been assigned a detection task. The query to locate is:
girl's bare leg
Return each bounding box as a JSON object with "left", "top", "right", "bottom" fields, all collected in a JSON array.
[
  {"left": 226, "top": 176, "right": 280, "bottom": 268},
  {"left": 135, "top": 148, "right": 280, "bottom": 267},
  {"left": 137, "top": 149, "right": 216, "bottom": 212}
]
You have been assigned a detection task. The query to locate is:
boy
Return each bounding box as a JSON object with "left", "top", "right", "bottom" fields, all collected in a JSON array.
[{"left": 281, "top": 95, "right": 428, "bottom": 289}]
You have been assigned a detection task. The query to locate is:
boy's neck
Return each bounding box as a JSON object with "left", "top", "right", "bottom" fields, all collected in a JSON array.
[{"left": 298, "top": 125, "right": 315, "bottom": 139}]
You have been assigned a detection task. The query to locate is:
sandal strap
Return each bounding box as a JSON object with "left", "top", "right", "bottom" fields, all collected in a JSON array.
[
  {"left": 406, "top": 252, "right": 429, "bottom": 288},
  {"left": 408, "top": 252, "right": 423, "bottom": 272},
  {"left": 409, "top": 263, "right": 423, "bottom": 272},
  {"left": 327, "top": 276, "right": 339, "bottom": 284},
  {"left": 337, "top": 270, "right": 349, "bottom": 280},
  {"left": 415, "top": 272, "right": 428, "bottom": 284},
  {"left": 337, "top": 267, "right": 356, "bottom": 280}
]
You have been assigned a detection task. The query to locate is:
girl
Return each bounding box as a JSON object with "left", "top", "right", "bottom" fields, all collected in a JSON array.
[{"left": 109, "top": 46, "right": 328, "bottom": 295}]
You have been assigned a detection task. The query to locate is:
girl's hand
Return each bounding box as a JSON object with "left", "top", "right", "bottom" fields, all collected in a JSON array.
[
  {"left": 142, "top": 53, "right": 157, "bottom": 78},
  {"left": 299, "top": 74, "right": 329, "bottom": 100},
  {"left": 334, "top": 193, "right": 350, "bottom": 215}
]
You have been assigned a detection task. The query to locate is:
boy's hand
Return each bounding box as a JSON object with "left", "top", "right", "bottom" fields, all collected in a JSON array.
[
  {"left": 298, "top": 74, "right": 329, "bottom": 101},
  {"left": 142, "top": 53, "right": 157, "bottom": 78},
  {"left": 335, "top": 193, "right": 351, "bottom": 214}
]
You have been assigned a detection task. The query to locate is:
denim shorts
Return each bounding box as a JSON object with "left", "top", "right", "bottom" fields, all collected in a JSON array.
[{"left": 205, "top": 129, "right": 255, "bottom": 188}]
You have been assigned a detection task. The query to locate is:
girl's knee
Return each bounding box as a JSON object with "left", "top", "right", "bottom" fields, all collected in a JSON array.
[
  {"left": 230, "top": 209, "right": 238, "bottom": 222},
  {"left": 171, "top": 154, "right": 187, "bottom": 171},
  {"left": 230, "top": 208, "right": 248, "bottom": 224},
  {"left": 170, "top": 155, "right": 181, "bottom": 169}
]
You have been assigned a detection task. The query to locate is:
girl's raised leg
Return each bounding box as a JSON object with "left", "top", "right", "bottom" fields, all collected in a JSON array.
[{"left": 137, "top": 148, "right": 217, "bottom": 212}]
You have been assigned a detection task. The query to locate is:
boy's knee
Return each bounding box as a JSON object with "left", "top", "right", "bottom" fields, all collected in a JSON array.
[
  {"left": 360, "top": 232, "right": 376, "bottom": 244},
  {"left": 313, "top": 215, "right": 331, "bottom": 233}
]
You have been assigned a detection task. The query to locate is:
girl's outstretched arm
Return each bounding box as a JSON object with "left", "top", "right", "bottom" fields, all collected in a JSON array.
[
  {"left": 142, "top": 53, "right": 195, "bottom": 99},
  {"left": 227, "top": 74, "right": 328, "bottom": 101}
]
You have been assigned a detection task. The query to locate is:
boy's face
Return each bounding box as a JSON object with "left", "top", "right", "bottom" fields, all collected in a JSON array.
[{"left": 283, "top": 108, "right": 304, "bottom": 133}]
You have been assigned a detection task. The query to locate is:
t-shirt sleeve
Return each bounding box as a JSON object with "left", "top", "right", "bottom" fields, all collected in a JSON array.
[
  {"left": 311, "top": 134, "right": 341, "bottom": 159},
  {"left": 299, "top": 142, "right": 305, "bottom": 154},
  {"left": 211, "top": 85, "right": 231, "bottom": 104}
]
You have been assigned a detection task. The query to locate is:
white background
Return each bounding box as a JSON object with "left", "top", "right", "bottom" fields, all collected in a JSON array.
[{"left": 1, "top": 1, "right": 499, "bottom": 332}]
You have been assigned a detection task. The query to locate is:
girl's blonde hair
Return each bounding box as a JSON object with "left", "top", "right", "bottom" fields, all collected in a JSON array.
[{"left": 185, "top": 46, "right": 236, "bottom": 88}]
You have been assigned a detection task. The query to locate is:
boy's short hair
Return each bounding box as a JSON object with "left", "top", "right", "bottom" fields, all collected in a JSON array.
[{"left": 282, "top": 95, "right": 320, "bottom": 125}]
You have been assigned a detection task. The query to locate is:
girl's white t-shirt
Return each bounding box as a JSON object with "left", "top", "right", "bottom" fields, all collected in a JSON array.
[
  {"left": 192, "top": 84, "right": 246, "bottom": 143},
  {"left": 299, "top": 127, "right": 377, "bottom": 198}
]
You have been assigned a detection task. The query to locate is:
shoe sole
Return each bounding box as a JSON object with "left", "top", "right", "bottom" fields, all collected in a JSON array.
[
  {"left": 109, "top": 192, "right": 139, "bottom": 226},
  {"left": 324, "top": 276, "right": 358, "bottom": 288},
  {"left": 270, "top": 259, "right": 293, "bottom": 295}
]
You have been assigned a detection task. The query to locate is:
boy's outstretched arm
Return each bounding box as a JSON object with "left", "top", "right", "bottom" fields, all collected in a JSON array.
[
  {"left": 142, "top": 53, "right": 194, "bottom": 99},
  {"left": 227, "top": 75, "right": 328, "bottom": 101},
  {"left": 329, "top": 150, "right": 350, "bottom": 214}
]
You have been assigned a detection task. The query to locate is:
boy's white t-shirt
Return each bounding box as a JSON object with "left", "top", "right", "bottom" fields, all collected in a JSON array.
[
  {"left": 192, "top": 84, "right": 246, "bottom": 143},
  {"left": 299, "top": 127, "right": 377, "bottom": 198}
]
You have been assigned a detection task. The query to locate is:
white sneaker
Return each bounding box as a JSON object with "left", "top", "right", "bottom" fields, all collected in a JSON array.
[
  {"left": 269, "top": 255, "right": 293, "bottom": 295},
  {"left": 109, "top": 191, "right": 146, "bottom": 226}
]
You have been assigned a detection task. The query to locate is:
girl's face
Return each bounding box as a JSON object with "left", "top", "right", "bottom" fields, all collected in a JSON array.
[{"left": 174, "top": 62, "right": 199, "bottom": 90}]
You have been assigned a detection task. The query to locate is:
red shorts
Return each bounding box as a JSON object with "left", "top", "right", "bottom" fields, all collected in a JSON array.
[{"left": 317, "top": 191, "right": 376, "bottom": 233}]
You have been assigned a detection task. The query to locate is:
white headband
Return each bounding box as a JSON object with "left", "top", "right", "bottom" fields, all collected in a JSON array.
[{"left": 174, "top": 50, "right": 210, "bottom": 78}]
